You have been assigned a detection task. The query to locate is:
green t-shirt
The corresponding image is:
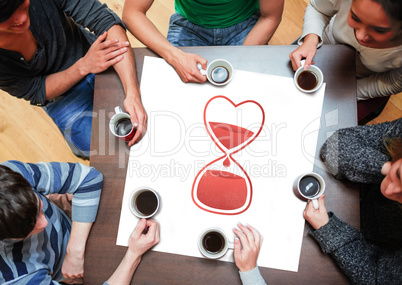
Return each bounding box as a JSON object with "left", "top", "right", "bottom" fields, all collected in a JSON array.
[{"left": 175, "top": 0, "right": 259, "bottom": 28}]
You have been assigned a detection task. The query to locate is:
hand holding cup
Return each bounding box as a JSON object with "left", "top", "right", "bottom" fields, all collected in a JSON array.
[
  {"left": 294, "top": 60, "right": 324, "bottom": 93},
  {"left": 128, "top": 218, "right": 160, "bottom": 257},
  {"left": 109, "top": 106, "right": 136, "bottom": 142},
  {"left": 197, "top": 59, "right": 234, "bottom": 86},
  {"left": 303, "top": 195, "right": 330, "bottom": 230},
  {"left": 294, "top": 172, "right": 326, "bottom": 209}
]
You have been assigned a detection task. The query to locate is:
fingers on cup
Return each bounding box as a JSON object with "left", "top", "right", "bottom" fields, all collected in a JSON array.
[
  {"left": 110, "top": 106, "right": 136, "bottom": 142},
  {"left": 294, "top": 64, "right": 324, "bottom": 93},
  {"left": 295, "top": 172, "right": 326, "bottom": 203},
  {"left": 202, "top": 59, "right": 233, "bottom": 86}
]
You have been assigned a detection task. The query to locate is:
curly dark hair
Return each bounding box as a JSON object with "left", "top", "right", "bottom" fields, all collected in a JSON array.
[
  {"left": 0, "top": 0, "right": 26, "bottom": 23},
  {"left": 0, "top": 165, "right": 38, "bottom": 240}
]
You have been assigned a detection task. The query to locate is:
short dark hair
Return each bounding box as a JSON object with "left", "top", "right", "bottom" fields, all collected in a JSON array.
[
  {"left": 0, "top": 165, "right": 38, "bottom": 240},
  {"left": 0, "top": 0, "right": 26, "bottom": 23},
  {"left": 372, "top": 0, "right": 402, "bottom": 22}
]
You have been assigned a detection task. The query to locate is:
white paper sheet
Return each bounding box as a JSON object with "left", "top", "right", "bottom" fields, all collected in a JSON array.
[{"left": 116, "top": 56, "right": 326, "bottom": 272}]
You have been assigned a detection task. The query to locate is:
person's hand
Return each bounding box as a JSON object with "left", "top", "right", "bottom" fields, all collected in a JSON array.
[
  {"left": 78, "top": 31, "right": 130, "bottom": 76},
  {"left": 289, "top": 34, "right": 319, "bottom": 71},
  {"left": 105, "top": 219, "right": 160, "bottom": 285},
  {"left": 124, "top": 94, "right": 148, "bottom": 146},
  {"left": 61, "top": 221, "right": 92, "bottom": 283},
  {"left": 233, "top": 223, "right": 263, "bottom": 272},
  {"left": 381, "top": 161, "right": 392, "bottom": 175},
  {"left": 169, "top": 50, "right": 208, "bottom": 83},
  {"left": 127, "top": 218, "right": 160, "bottom": 259},
  {"left": 303, "top": 195, "right": 330, "bottom": 230},
  {"left": 381, "top": 158, "right": 402, "bottom": 203},
  {"left": 61, "top": 245, "right": 84, "bottom": 282}
]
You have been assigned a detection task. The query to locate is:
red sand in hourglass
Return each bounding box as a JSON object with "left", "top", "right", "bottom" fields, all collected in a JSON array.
[
  {"left": 192, "top": 96, "right": 265, "bottom": 215},
  {"left": 197, "top": 170, "right": 247, "bottom": 210},
  {"left": 209, "top": 122, "right": 255, "bottom": 150}
]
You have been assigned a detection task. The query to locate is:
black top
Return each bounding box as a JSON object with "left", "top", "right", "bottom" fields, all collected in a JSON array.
[{"left": 0, "top": 0, "right": 123, "bottom": 105}]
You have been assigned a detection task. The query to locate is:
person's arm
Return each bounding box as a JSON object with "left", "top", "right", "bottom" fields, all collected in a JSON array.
[
  {"left": 289, "top": 0, "right": 339, "bottom": 70},
  {"left": 62, "top": 221, "right": 93, "bottom": 280},
  {"left": 104, "top": 24, "right": 147, "bottom": 145},
  {"left": 319, "top": 120, "right": 402, "bottom": 183},
  {"left": 106, "top": 219, "right": 160, "bottom": 285},
  {"left": 0, "top": 161, "right": 103, "bottom": 281},
  {"left": 288, "top": 33, "right": 319, "bottom": 71},
  {"left": 304, "top": 196, "right": 402, "bottom": 284},
  {"left": 357, "top": 68, "right": 402, "bottom": 100},
  {"left": 1, "top": 161, "right": 103, "bottom": 226},
  {"left": 44, "top": 31, "right": 129, "bottom": 101},
  {"left": 44, "top": 0, "right": 130, "bottom": 101},
  {"left": 122, "top": 0, "right": 207, "bottom": 83},
  {"left": 243, "top": 0, "right": 284, "bottom": 46},
  {"left": 0, "top": 161, "right": 102, "bottom": 200},
  {"left": 48, "top": 162, "right": 102, "bottom": 281},
  {"left": 233, "top": 224, "right": 267, "bottom": 285},
  {"left": 51, "top": 0, "right": 146, "bottom": 145},
  {"left": 44, "top": 25, "right": 145, "bottom": 146}
]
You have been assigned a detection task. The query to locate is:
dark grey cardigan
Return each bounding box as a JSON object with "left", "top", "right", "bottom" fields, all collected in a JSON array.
[{"left": 313, "top": 118, "right": 402, "bottom": 284}]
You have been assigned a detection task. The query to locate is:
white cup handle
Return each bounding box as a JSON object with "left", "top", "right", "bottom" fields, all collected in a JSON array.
[
  {"left": 227, "top": 241, "right": 234, "bottom": 250},
  {"left": 115, "top": 106, "right": 123, "bottom": 114},
  {"left": 312, "top": 198, "right": 319, "bottom": 210},
  {"left": 197, "top": 63, "right": 207, "bottom": 75}
]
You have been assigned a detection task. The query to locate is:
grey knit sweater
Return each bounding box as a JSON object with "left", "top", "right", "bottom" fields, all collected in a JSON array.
[
  {"left": 320, "top": 118, "right": 401, "bottom": 183},
  {"left": 311, "top": 118, "right": 402, "bottom": 284}
]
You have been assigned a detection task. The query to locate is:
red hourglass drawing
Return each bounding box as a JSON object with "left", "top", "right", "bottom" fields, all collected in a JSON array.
[{"left": 192, "top": 96, "right": 265, "bottom": 215}]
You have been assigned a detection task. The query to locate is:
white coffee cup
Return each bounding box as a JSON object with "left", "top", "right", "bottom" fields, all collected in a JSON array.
[
  {"left": 294, "top": 60, "right": 324, "bottom": 93},
  {"left": 198, "top": 228, "right": 234, "bottom": 259},
  {"left": 293, "top": 172, "right": 325, "bottom": 209},
  {"left": 197, "top": 59, "right": 234, "bottom": 86},
  {"left": 129, "top": 187, "right": 160, "bottom": 219},
  {"left": 109, "top": 106, "right": 135, "bottom": 142}
]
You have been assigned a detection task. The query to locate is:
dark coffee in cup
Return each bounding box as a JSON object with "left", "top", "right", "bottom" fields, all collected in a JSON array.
[
  {"left": 202, "top": 231, "right": 225, "bottom": 253},
  {"left": 299, "top": 175, "right": 320, "bottom": 197},
  {"left": 297, "top": 70, "right": 318, "bottom": 91},
  {"left": 135, "top": 190, "right": 159, "bottom": 216},
  {"left": 115, "top": 118, "right": 133, "bottom": 136},
  {"left": 210, "top": 66, "right": 229, "bottom": 84}
]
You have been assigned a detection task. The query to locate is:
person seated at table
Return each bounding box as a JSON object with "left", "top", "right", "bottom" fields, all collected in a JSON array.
[
  {"left": 289, "top": 0, "right": 402, "bottom": 123},
  {"left": 303, "top": 119, "right": 402, "bottom": 284},
  {"left": 233, "top": 223, "right": 267, "bottom": 285},
  {"left": 0, "top": 0, "right": 147, "bottom": 159},
  {"left": 0, "top": 160, "right": 159, "bottom": 284},
  {"left": 122, "top": 0, "right": 284, "bottom": 83}
]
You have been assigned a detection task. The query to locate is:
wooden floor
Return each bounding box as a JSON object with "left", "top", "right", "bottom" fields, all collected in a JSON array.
[{"left": 0, "top": 0, "right": 401, "bottom": 165}]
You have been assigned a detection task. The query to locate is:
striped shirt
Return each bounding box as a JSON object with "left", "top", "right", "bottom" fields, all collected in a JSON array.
[{"left": 0, "top": 161, "right": 103, "bottom": 284}]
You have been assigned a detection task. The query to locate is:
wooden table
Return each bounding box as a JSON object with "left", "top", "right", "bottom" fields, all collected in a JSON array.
[{"left": 86, "top": 45, "right": 358, "bottom": 284}]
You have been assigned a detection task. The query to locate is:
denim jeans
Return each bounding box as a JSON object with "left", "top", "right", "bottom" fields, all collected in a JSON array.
[
  {"left": 43, "top": 73, "right": 95, "bottom": 159},
  {"left": 167, "top": 11, "right": 261, "bottom": 46}
]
